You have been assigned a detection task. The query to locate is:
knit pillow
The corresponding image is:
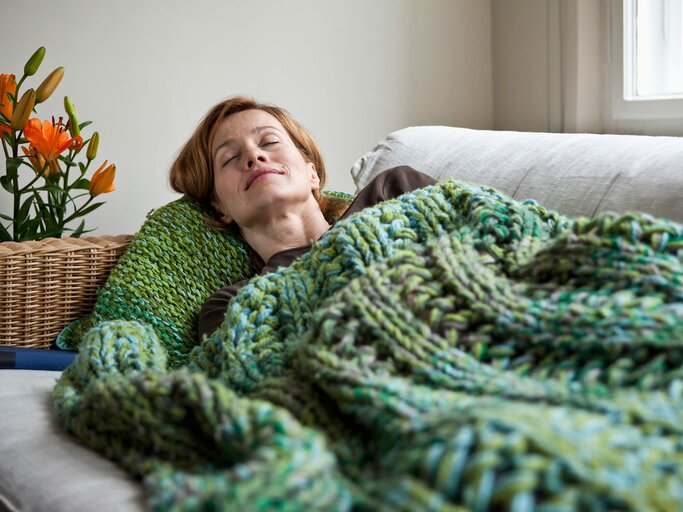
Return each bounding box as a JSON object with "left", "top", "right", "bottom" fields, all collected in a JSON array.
[{"left": 57, "top": 192, "right": 354, "bottom": 367}]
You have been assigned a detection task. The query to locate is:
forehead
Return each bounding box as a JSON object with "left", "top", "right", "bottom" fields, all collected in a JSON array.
[{"left": 213, "top": 109, "right": 285, "bottom": 142}]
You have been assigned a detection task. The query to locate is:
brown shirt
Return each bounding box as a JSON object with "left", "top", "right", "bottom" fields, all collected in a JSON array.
[{"left": 197, "top": 165, "right": 437, "bottom": 339}]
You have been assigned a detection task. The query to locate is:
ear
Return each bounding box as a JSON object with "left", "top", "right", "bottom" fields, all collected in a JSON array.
[
  {"left": 308, "top": 162, "right": 320, "bottom": 191},
  {"left": 212, "top": 201, "right": 233, "bottom": 224}
]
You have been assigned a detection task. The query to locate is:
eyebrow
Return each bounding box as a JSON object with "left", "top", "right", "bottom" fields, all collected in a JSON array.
[{"left": 212, "top": 125, "right": 282, "bottom": 160}]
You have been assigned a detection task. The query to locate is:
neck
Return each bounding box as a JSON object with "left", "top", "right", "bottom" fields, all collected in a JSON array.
[{"left": 240, "top": 202, "right": 330, "bottom": 262}]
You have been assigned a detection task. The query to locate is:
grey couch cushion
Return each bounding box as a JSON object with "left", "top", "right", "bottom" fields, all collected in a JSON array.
[
  {"left": 0, "top": 370, "right": 144, "bottom": 512},
  {"left": 351, "top": 126, "right": 683, "bottom": 222}
]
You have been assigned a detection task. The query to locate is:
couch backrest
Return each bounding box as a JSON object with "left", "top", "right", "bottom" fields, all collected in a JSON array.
[{"left": 350, "top": 126, "right": 683, "bottom": 222}]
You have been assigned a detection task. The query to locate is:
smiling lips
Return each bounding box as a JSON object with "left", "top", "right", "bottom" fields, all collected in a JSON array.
[{"left": 245, "top": 168, "right": 284, "bottom": 190}]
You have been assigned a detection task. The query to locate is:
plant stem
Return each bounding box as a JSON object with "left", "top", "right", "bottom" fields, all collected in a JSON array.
[
  {"left": 16, "top": 160, "right": 45, "bottom": 193},
  {"left": 58, "top": 149, "right": 77, "bottom": 236},
  {"left": 16, "top": 74, "right": 27, "bottom": 94},
  {"left": 11, "top": 132, "right": 19, "bottom": 240}
]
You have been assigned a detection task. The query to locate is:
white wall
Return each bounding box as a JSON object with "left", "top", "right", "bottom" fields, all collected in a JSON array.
[
  {"left": 492, "top": 0, "right": 558, "bottom": 132},
  {"left": 1, "top": 0, "right": 492, "bottom": 235},
  {"left": 492, "top": 0, "right": 604, "bottom": 133},
  {"left": 492, "top": 0, "right": 604, "bottom": 134}
]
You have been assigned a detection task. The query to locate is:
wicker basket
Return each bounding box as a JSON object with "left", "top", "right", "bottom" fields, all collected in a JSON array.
[{"left": 0, "top": 235, "right": 134, "bottom": 349}]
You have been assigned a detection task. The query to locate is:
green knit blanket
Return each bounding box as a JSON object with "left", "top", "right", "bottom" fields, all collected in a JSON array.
[{"left": 53, "top": 180, "right": 683, "bottom": 511}]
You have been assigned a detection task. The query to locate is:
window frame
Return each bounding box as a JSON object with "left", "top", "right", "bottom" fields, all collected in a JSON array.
[{"left": 609, "top": 0, "right": 683, "bottom": 121}]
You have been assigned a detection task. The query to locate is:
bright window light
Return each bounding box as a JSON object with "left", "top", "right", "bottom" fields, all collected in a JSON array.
[{"left": 625, "top": 0, "right": 683, "bottom": 100}]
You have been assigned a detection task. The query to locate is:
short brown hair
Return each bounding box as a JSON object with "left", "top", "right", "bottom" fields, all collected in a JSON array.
[{"left": 169, "top": 96, "right": 328, "bottom": 229}]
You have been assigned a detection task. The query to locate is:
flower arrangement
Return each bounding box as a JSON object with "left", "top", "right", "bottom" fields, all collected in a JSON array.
[{"left": 0, "top": 47, "right": 116, "bottom": 241}]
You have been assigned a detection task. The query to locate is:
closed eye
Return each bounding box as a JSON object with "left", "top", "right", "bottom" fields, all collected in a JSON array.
[{"left": 222, "top": 155, "right": 237, "bottom": 167}]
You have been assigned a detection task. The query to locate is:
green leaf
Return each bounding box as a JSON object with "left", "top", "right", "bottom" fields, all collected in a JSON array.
[
  {"left": 40, "top": 208, "right": 59, "bottom": 234},
  {"left": 17, "top": 195, "right": 34, "bottom": 224},
  {"left": 78, "top": 121, "right": 93, "bottom": 131},
  {"left": 73, "top": 178, "right": 90, "bottom": 190},
  {"left": 0, "top": 111, "right": 10, "bottom": 123},
  {"left": 32, "top": 191, "right": 47, "bottom": 208},
  {"left": 0, "top": 175, "right": 15, "bottom": 194},
  {"left": 34, "top": 184, "right": 62, "bottom": 193},
  {"left": 0, "top": 213, "right": 14, "bottom": 221},
  {"left": 32, "top": 194, "right": 58, "bottom": 235},
  {"left": 47, "top": 197, "right": 66, "bottom": 212},
  {"left": 17, "top": 217, "right": 41, "bottom": 240},
  {"left": 16, "top": 137, "right": 28, "bottom": 144},
  {"left": 78, "top": 162, "right": 86, "bottom": 173},
  {"left": 33, "top": 224, "right": 62, "bottom": 240},
  {"left": 6, "top": 157, "right": 21, "bottom": 179},
  {"left": 0, "top": 222, "right": 11, "bottom": 242},
  {"left": 31, "top": 183, "right": 62, "bottom": 192},
  {"left": 75, "top": 201, "right": 104, "bottom": 217},
  {"left": 70, "top": 219, "right": 86, "bottom": 237}
]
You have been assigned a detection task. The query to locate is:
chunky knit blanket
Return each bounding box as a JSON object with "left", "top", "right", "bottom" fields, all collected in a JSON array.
[{"left": 54, "top": 181, "right": 683, "bottom": 511}]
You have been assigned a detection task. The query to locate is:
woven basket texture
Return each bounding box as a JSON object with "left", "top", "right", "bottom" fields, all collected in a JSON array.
[{"left": 0, "top": 235, "right": 133, "bottom": 349}]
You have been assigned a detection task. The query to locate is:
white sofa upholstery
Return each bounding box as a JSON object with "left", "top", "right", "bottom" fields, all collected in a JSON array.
[{"left": 351, "top": 126, "right": 683, "bottom": 222}]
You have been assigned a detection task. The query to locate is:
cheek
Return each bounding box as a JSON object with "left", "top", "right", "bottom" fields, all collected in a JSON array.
[
  {"left": 215, "top": 170, "right": 239, "bottom": 192},
  {"left": 283, "top": 147, "right": 309, "bottom": 166},
  {"left": 213, "top": 173, "right": 240, "bottom": 207}
]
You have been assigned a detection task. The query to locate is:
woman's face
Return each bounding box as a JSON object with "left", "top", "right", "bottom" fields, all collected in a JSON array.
[{"left": 211, "top": 109, "right": 320, "bottom": 227}]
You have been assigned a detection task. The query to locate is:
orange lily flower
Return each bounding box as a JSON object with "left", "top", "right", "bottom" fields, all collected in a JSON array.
[
  {"left": 89, "top": 160, "right": 116, "bottom": 197},
  {"left": 0, "top": 74, "right": 16, "bottom": 137},
  {"left": 23, "top": 118, "right": 83, "bottom": 162}
]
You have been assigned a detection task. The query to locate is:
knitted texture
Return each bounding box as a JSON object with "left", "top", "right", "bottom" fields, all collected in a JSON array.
[
  {"left": 54, "top": 181, "right": 683, "bottom": 511},
  {"left": 55, "top": 197, "right": 256, "bottom": 365},
  {"left": 56, "top": 193, "right": 353, "bottom": 366}
]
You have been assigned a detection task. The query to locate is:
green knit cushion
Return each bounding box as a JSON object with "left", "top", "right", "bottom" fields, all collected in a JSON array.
[{"left": 56, "top": 192, "right": 354, "bottom": 366}]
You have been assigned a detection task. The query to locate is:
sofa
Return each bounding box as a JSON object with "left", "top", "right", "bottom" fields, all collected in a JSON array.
[{"left": 1, "top": 126, "right": 682, "bottom": 512}]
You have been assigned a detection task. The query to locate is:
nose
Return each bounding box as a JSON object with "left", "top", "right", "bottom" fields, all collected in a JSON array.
[
  {"left": 246, "top": 147, "right": 267, "bottom": 169},
  {"left": 247, "top": 156, "right": 266, "bottom": 168}
]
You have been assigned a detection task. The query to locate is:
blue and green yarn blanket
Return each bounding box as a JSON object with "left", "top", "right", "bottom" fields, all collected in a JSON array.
[{"left": 53, "top": 180, "right": 683, "bottom": 511}]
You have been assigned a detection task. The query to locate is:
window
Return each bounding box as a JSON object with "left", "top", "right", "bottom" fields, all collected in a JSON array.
[
  {"left": 610, "top": 0, "right": 683, "bottom": 120},
  {"left": 627, "top": 0, "right": 683, "bottom": 99}
]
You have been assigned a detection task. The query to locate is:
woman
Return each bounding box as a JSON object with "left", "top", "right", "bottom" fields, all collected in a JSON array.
[{"left": 169, "top": 96, "right": 436, "bottom": 339}]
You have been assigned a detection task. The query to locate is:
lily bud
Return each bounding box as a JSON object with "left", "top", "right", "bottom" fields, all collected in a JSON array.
[
  {"left": 86, "top": 132, "right": 99, "bottom": 161},
  {"left": 89, "top": 160, "right": 116, "bottom": 197},
  {"left": 64, "top": 96, "right": 76, "bottom": 118},
  {"left": 64, "top": 96, "right": 80, "bottom": 137},
  {"left": 11, "top": 88, "right": 36, "bottom": 131},
  {"left": 21, "top": 145, "right": 47, "bottom": 174},
  {"left": 35, "top": 67, "right": 64, "bottom": 103},
  {"left": 24, "top": 47, "right": 46, "bottom": 77}
]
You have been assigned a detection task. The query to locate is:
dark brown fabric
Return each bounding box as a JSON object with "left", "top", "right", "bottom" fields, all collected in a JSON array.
[{"left": 197, "top": 166, "right": 436, "bottom": 339}]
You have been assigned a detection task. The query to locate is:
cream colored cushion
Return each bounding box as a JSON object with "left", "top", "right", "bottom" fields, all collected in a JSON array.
[
  {"left": 0, "top": 370, "right": 144, "bottom": 512},
  {"left": 350, "top": 126, "right": 683, "bottom": 221}
]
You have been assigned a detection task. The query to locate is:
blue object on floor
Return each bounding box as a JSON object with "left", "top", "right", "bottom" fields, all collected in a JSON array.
[{"left": 0, "top": 346, "right": 76, "bottom": 371}]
